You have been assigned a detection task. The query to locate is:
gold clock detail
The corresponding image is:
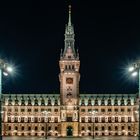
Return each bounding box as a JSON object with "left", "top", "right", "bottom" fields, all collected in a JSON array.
[{"left": 66, "top": 78, "right": 73, "bottom": 84}]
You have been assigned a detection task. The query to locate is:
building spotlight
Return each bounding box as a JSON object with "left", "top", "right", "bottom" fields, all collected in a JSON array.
[
  {"left": 128, "top": 66, "right": 135, "bottom": 72},
  {"left": 131, "top": 71, "right": 138, "bottom": 77},
  {"left": 6, "top": 66, "right": 13, "bottom": 73},
  {"left": 3, "top": 72, "right": 8, "bottom": 76}
]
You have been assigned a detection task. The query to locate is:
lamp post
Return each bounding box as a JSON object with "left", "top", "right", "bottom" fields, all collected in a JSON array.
[
  {"left": 42, "top": 111, "right": 50, "bottom": 139},
  {"left": 90, "top": 110, "right": 97, "bottom": 139},
  {"left": 128, "top": 62, "right": 140, "bottom": 139},
  {"left": 0, "top": 59, "right": 13, "bottom": 140}
]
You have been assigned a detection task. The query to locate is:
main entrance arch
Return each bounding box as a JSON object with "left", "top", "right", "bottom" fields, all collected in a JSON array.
[{"left": 67, "top": 126, "right": 73, "bottom": 136}]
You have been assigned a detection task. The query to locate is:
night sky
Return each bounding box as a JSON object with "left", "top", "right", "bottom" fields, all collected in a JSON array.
[{"left": 0, "top": 0, "right": 140, "bottom": 94}]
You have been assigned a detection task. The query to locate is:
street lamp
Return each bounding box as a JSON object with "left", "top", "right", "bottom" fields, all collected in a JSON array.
[
  {"left": 0, "top": 59, "right": 13, "bottom": 140},
  {"left": 42, "top": 111, "right": 50, "bottom": 139},
  {"left": 128, "top": 62, "right": 140, "bottom": 139},
  {"left": 89, "top": 110, "right": 97, "bottom": 139}
]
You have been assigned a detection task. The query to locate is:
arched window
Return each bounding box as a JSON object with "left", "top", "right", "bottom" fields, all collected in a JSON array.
[
  {"left": 102, "top": 126, "right": 105, "bottom": 130},
  {"left": 15, "top": 96, "right": 19, "bottom": 105},
  {"left": 114, "top": 97, "right": 118, "bottom": 106},
  {"left": 81, "top": 126, "right": 85, "bottom": 130},
  {"left": 127, "top": 96, "right": 131, "bottom": 105},
  {"left": 121, "top": 96, "right": 124, "bottom": 106},
  {"left": 41, "top": 99, "right": 45, "bottom": 106},
  {"left": 28, "top": 97, "right": 32, "bottom": 106},
  {"left": 101, "top": 117, "right": 105, "bottom": 123},
  {"left": 48, "top": 98, "right": 52, "bottom": 106},
  {"left": 54, "top": 99, "right": 58, "bottom": 105},
  {"left": 34, "top": 97, "right": 38, "bottom": 106},
  {"left": 108, "top": 97, "right": 111, "bottom": 106},
  {"left": 81, "top": 99, "right": 85, "bottom": 106},
  {"left": 115, "top": 126, "right": 118, "bottom": 130},
  {"left": 101, "top": 97, "right": 105, "bottom": 105},
  {"left": 94, "top": 98, "right": 98, "bottom": 106},
  {"left": 8, "top": 96, "right": 12, "bottom": 106},
  {"left": 108, "top": 126, "right": 111, "bottom": 130},
  {"left": 88, "top": 99, "right": 92, "bottom": 106},
  {"left": 95, "top": 127, "right": 98, "bottom": 131}
]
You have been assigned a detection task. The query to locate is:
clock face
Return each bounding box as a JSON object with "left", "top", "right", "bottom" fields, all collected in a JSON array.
[{"left": 66, "top": 78, "right": 73, "bottom": 84}]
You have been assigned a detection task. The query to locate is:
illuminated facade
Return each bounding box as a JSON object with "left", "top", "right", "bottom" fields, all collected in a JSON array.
[{"left": 1, "top": 6, "right": 139, "bottom": 137}]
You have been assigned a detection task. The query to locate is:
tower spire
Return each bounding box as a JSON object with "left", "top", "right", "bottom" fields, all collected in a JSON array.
[{"left": 68, "top": 5, "right": 71, "bottom": 26}]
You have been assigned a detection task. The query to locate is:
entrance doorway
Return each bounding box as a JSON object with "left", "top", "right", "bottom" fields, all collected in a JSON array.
[{"left": 67, "top": 126, "right": 73, "bottom": 136}]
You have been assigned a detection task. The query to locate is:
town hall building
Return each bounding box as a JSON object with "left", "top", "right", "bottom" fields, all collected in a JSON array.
[{"left": 1, "top": 6, "right": 138, "bottom": 137}]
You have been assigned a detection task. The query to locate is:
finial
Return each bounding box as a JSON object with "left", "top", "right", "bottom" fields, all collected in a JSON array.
[
  {"left": 68, "top": 5, "right": 71, "bottom": 26},
  {"left": 60, "top": 48, "right": 63, "bottom": 58},
  {"left": 77, "top": 49, "right": 79, "bottom": 59},
  {"left": 69, "top": 5, "right": 71, "bottom": 14}
]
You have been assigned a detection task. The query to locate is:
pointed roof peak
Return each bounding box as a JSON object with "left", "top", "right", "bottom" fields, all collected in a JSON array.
[{"left": 68, "top": 5, "right": 72, "bottom": 26}]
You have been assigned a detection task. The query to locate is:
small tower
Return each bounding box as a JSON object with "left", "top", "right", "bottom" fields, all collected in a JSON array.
[{"left": 59, "top": 5, "right": 80, "bottom": 106}]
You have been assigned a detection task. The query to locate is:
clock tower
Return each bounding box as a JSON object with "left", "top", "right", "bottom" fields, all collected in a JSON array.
[{"left": 59, "top": 5, "right": 80, "bottom": 107}]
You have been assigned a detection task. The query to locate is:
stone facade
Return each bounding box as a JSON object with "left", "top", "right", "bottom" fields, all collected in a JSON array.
[{"left": 1, "top": 5, "right": 139, "bottom": 137}]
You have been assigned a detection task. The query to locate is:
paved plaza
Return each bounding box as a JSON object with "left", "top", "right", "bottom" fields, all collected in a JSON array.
[{"left": 2, "top": 136, "right": 139, "bottom": 140}]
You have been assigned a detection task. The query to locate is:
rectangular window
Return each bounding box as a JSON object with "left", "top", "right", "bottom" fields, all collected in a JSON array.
[
  {"left": 28, "top": 108, "right": 31, "bottom": 112},
  {"left": 95, "top": 117, "right": 98, "bottom": 123},
  {"left": 121, "top": 117, "right": 125, "bottom": 122},
  {"left": 21, "top": 109, "right": 25, "bottom": 112},
  {"left": 128, "top": 117, "right": 131, "bottom": 122},
  {"left": 8, "top": 108, "right": 12, "bottom": 112},
  {"left": 54, "top": 109, "right": 58, "bottom": 112},
  {"left": 88, "top": 109, "right": 92, "bottom": 112},
  {"left": 21, "top": 117, "right": 24, "bottom": 122},
  {"left": 121, "top": 108, "right": 125, "bottom": 112},
  {"left": 48, "top": 117, "right": 51, "bottom": 122},
  {"left": 81, "top": 117, "right": 85, "bottom": 123},
  {"left": 114, "top": 108, "right": 118, "bottom": 112},
  {"left": 101, "top": 109, "right": 105, "bottom": 112},
  {"left": 108, "top": 108, "right": 111, "bottom": 112},
  {"left": 34, "top": 108, "right": 38, "bottom": 112},
  {"left": 67, "top": 117, "right": 72, "bottom": 122},
  {"left": 15, "top": 108, "right": 18, "bottom": 112},
  {"left": 88, "top": 117, "right": 92, "bottom": 122},
  {"left": 54, "top": 117, "right": 58, "bottom": 122},
  {"left": 81, "top": 109, "right": 85, "bottom": 112},
  {"left": 127, "top": 108, "right": 131, "bottom": 112},
  {"left": 94, "top": 109, "right": 98, "bottom": 112},
  {"left": 48, "top": 108, "right": 51, "bottom": 112}
]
